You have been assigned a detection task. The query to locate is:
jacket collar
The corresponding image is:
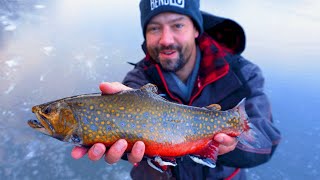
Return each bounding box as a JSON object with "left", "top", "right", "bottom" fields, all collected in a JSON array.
[{"left": 196, "top": 33, "right": 229, "bottom": 89}]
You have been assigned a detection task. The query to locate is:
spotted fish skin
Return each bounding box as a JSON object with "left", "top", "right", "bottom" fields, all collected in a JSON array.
[{"left": 29, "top": 84, "right": 249, "bottom": 168}]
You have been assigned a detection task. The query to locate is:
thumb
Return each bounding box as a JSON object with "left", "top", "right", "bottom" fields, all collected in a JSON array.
[{"left": 99, "top": 82, "right": 131, "bottom": 94}]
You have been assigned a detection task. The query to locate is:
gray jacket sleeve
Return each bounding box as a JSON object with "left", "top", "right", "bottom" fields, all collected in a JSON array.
[{"left": 122, "top": 60, "right": 150, "bottom": 89}]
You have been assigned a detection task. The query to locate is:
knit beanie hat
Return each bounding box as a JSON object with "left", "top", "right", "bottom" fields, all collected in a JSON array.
[{"left": 139, "top": 0, "right": 203, "bottom": 37}]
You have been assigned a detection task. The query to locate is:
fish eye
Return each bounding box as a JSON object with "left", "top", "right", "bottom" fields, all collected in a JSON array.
[{"left": 43, "top": 106, "right": 52, "bottom": 114}]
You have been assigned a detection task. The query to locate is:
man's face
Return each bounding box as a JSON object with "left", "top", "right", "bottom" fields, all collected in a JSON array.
[{"left": 145, "top": 12, "right": 199, "bottom": 72}]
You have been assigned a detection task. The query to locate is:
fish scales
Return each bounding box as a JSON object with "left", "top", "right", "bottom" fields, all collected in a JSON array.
[
  {"left": 70, "top": 91, "right": 215, "bottom": 147},
  {"left": 28, "top": 83, "right": 249, "bottom": 169}
]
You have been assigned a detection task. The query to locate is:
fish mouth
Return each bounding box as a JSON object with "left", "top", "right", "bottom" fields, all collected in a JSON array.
[
  {"left": 28, "top": 119, "right": 51, "bottom": 135},
  {"left": 28, "top": 119, "right": 45, "bottom": 128},
  {"left": 28, "top": 118, "right": 64, "bottom": 141},
  {"left": 29, "top": 111, "right": 55, "bottom": 136}
]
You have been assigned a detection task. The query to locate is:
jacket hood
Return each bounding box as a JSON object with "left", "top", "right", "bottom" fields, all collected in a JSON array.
[
  {"left": 201, "top": 11, "right": 246, "bottom": 55},
  {"left": 141, "top": 11, "right": 246, "bottom": 55}
]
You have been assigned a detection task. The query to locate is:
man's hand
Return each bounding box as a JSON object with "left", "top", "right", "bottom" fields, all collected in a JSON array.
[
  {"left": 214, "top": 133, "right": 238, "bottom": 155},
  {"left": 71, "top": 82, "right": 145, "bottom": 164}
]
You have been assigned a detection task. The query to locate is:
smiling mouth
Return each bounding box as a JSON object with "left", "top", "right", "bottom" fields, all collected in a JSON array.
[{"left": 160, "top": 50, "right": 176, "bottom": 56}]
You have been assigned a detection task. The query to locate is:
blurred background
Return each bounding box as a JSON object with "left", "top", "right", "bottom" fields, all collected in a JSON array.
[{"left": 0, "top": 0, "right": 319, "bottom": 179}]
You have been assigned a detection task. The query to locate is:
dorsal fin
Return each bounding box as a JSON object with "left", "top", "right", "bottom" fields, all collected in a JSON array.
[
  {"left": 140, "top": 83, "right": 158, "bottom": 94},
  {"left": 140, "top": 83, "right": 171, "bottom": 102},
  {"left": 205, "top": 104, "right": 221, "bottom": 111}
]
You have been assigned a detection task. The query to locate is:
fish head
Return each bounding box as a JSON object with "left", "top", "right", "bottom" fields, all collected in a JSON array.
[{"left": 28, "top": 100, "right": 80, "bottom": 143}]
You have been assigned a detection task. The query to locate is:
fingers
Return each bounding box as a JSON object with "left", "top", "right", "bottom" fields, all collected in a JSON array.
[
  {"left": 214, "top": 133, "right": 237, "bottom": 146},
  {"left": 99, "top": 82, "right": 132, "bottom": 94},
  {"left": 214, "top": 133, "right": 238, "bottom": 155},
  {"left": 87, "top": 143, "right": 107, "bottom": 161},
  {"left": 217, "top": 144, "right": 237, "bottom": 155},
  {"left": 72, "top": 140, "right": 144, "bottom": 165},
  {"left": 72, "top": 144, "right": 106, "bottom": 161},
  {"left": 105, "top": 139, "right": 128, "bottom": 164},
  {"left": 127, "top": 141, "right": 145, "bottom": 164},
  {"left": 71, "top": 146, "right": 88, "bottom": 159}
]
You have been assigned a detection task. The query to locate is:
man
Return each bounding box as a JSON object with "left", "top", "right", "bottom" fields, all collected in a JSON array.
[{"left": 71, "top": 0, "right": 281, "bottom": 179}]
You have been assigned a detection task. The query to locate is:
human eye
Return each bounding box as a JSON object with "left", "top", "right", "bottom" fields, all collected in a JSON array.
[
  {"left": 174, "top": 23, "right": 184, "bottom": 29},
  {"left": 146, "top": 25, "right": 160, "bottom": 33}
]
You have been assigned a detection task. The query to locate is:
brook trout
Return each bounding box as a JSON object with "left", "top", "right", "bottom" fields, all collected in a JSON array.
[{"left": 28, "top": 83, "right": 250, "bottom": 172}]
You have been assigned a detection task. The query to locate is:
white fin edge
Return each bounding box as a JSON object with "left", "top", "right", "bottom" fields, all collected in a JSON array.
[
  {"left": 147, "top": 158, "right": 164, "bottom": 173},
  {"left": 154, "top": 156, "right": 177, "bottom": 166},
  {"left": 189, "top": 155, "right": 216, "bottom": 168}
]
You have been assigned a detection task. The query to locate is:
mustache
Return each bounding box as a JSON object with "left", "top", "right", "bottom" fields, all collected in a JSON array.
[{"left": 156, "top": 44, "right": 181, "bottom": 52}]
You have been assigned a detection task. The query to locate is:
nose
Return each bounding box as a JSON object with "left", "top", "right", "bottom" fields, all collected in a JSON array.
[{"left": 159, "top": 27, "right": 174, "bottom": 47}]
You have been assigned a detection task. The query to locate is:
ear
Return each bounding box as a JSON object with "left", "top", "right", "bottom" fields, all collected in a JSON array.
[{"left": 194, "top": 26, "right": 199, "bottom": 38}]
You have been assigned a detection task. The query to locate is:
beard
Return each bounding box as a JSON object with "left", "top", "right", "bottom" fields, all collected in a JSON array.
[{"left": 149, "top": 44, "right": 190, "bottom": 72}]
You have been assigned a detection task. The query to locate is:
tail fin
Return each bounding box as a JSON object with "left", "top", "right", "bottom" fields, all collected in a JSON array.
[
  {"left": 232, "top": 98, "right": 250, "bottom": 132},
  {"left": 234, "top": 99, "right": 272, "bottom": 151}
]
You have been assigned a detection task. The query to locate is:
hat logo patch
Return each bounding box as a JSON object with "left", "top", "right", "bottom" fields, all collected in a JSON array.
[{"left": 150, "top": 0, "right": 185, "bottom": 11}]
